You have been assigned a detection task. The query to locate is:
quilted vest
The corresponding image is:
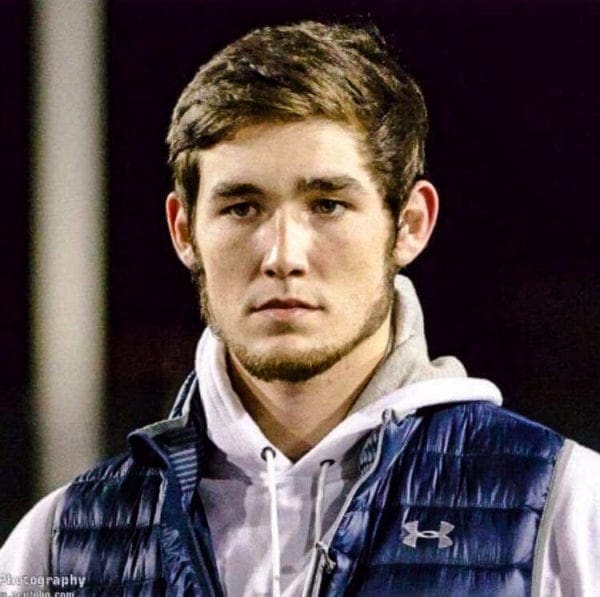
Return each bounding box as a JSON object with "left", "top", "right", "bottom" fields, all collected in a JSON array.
[{"left": 50, "top": 389, "right": 564, "bottom": 596}]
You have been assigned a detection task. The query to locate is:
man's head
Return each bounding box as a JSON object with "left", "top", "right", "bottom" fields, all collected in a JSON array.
[
  {"left": 166, "top": 22, "right": 438, "bottom": 383},
  {"left": 166, "top": 21, "right": 428, "bottom": 225}
]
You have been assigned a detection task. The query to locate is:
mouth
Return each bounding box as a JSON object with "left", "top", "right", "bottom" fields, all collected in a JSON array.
[
  {"left": 252, "top": 298, "right": 320, "bottom": 322},
  {"left": 256, "top": 298, "right": 317, "bottom": 310}
]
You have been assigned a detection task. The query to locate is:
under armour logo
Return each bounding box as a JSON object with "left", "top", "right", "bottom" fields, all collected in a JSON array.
[{"left": 402, "top": 520, "right": 454, "bottom": 549}]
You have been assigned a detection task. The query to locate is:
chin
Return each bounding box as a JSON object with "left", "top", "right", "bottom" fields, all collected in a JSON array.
[{"left": 229, "top": 336, "right": 352, "bottom": 383}]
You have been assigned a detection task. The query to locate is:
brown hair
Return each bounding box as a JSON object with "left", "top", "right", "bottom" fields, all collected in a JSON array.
[{"left": 167, "top": 21, "right": 428, "bottom": 223}]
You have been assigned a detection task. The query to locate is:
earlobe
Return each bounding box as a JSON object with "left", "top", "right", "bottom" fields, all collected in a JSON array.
[
  {"left": 393, "top": 180, "right": 439, "bottom": 268},
  {"left": 165, "top": 192, "right": 196, "bottom": 269}
]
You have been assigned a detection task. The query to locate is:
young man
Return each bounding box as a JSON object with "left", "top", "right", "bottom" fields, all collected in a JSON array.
[{"left": 1, "top": 21, "right": 599, "bottom": 596}]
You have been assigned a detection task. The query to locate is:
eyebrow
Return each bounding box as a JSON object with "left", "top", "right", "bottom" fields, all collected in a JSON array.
[
  {"left": 208, "top": 175, "right": 366, "bottom": 201},
  {"left": 209, "top": 182, "right": 264, "bottom": 200},
  {"left": 295, "top": 175, "right": 366, "bottom": 194}
]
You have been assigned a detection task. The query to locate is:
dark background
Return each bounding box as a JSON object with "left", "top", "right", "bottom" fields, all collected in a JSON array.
[{"left": 1, "top": 0, "right": 599, "bottom": 543}]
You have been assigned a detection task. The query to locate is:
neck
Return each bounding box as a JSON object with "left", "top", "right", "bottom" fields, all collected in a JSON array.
[{"left": 228, "top": 314, "right": 392, "bottom": 461}]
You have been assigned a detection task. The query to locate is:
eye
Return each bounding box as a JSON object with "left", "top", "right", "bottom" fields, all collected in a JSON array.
[
  {"left": 313, "top": 199, "right": 346, "bottom": 216},
  {"left": 223, "top": 202, "right": 257, "bottom": 218}
]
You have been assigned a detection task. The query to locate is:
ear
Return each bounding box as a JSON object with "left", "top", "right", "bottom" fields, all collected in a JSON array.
[
  {"left": 393, "top": 180, "right": 439, "bottom": 268},
  {"left": 165, "top": 191, "right": 196, "bottom": 269}
]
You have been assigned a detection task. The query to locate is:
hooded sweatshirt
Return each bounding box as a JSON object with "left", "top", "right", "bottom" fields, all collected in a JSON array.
[{"left": 1, "top": 275, "right": 599, "bottom": 597}]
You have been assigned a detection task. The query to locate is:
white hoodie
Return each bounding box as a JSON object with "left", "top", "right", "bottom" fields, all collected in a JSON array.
[{"left": 1, "top": 276, "right": 600, "bottom": 597}]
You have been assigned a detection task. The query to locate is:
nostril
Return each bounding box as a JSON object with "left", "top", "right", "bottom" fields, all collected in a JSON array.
[{"left": 262, "top": 266, "right": 305, "bottom": 279}]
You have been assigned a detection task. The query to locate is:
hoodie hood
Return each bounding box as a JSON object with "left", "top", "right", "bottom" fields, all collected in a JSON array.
[{"left": 348, "top": 275, "right": 467, "bottom": 413}]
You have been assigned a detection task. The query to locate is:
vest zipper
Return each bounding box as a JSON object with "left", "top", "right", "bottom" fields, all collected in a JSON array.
[
  {"left": 302, "top": 409, "right": 394, "bottom": 597},
  {"left": 184, "top": 506, "right": 223, "bottom": 597}
]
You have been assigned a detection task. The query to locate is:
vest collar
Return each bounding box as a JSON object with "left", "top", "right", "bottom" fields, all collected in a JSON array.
[{"left": 127, "top": 371, "right": 207, "bottom": 510}]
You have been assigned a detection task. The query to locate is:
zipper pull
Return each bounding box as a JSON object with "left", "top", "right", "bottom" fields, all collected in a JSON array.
[{"left": 316, "top": 541, "right": 336, "bottom": 574}]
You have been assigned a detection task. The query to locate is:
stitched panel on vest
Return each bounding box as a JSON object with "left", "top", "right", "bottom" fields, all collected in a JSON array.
[
  {"left": 57, "top": 472, "right": 163, "bottom": 529},
  {"left": 423, "top": 403, "right": 562, "bottom": 461},
  {"left": 53, "top": 526, "right": 161, "bottom": 585},
  {"left": 380, "top": 449, "right": 556, "bottom": 510}
]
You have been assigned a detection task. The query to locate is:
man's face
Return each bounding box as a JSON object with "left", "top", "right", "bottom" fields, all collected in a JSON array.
[{"left": 191, "top": 119, "right": 399, "bottom": 382}]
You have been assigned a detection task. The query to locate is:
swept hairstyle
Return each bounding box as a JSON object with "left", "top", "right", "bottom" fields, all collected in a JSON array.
[{"left": 166, "top": 21, "right": 428, "bottom": 223}]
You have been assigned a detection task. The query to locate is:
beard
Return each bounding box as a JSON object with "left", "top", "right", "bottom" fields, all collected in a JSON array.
[{"left": 190, "top": 238, "right": 397, "bottom": 383}]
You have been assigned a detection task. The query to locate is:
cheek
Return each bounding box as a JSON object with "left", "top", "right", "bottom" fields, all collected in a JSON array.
[
  {"left": 195, "top": 217, "right": 237, "bottom": 257},
  {"left": 196, "top": 230, "right": 255, "bottom": 292},
  {"left": 328, "top": 220, "right": 392, "bottom": 276}
]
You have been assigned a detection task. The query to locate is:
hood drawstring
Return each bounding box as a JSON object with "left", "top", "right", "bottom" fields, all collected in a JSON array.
[
  {"left": 314, "top": 459, "right": 334, "bottom": 541},
  {"left": 301, "top": 460, "right": 336, "bottom": 597},
  {"left": 262, "top": 446, "right": 281, "bottom": 597},
  {"left": 262, "top": 447, "right": 336, "bottom": 597}
]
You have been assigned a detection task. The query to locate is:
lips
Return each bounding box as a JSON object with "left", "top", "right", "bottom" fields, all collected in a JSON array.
[
  {"left": 251, "top": 298, "right": 319, "bottom": 322},
  {"left": 254, "top": 298, "right": 318, "bottom": 311}
]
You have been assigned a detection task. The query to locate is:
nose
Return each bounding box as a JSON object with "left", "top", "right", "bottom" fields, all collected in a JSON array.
[{"left": 260, "top": 209, "right": 310, "bottom": 279}]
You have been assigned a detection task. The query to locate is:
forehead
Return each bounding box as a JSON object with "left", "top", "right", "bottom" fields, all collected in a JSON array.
[{"left": 196, "top": 119, "right": 380, "bottom": 197}]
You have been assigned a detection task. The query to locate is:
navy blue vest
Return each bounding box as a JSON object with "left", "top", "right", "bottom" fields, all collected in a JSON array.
[{"left": 50, "top": 392, "right": 564, "bottom": 596}]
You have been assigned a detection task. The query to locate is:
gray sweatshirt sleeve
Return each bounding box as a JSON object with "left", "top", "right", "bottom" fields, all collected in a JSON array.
[{"left": 0, "top": 486, "right": 66, "bottom": 590}]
